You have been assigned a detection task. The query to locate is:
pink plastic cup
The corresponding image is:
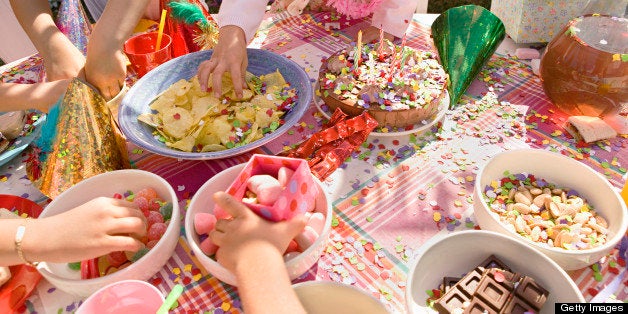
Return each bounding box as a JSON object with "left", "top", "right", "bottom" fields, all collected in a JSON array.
[
  {"left": 76, "top": 280, "right": 164, "bottom": 314},
  {"left": 123, "top": 32, "right": 172, "bottom": 78}
]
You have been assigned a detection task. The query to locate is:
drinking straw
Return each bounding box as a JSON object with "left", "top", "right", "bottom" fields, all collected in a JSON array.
[
  {"left": 156, "top": 284, "right": 184, "bottom": 314},
  {"left": 155, "top": 9, "right": 167, "bottom": 52}
]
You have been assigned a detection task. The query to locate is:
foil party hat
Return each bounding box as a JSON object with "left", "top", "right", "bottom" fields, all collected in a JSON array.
[
  {"left": 55, "top": 0, "right": 92, "bottom": 55},
  {"left": 27, "top": 78, "right": 129, "bottom": 199},
  {"left": 431, "top": 5, "right": 505, "bottom": 108}
]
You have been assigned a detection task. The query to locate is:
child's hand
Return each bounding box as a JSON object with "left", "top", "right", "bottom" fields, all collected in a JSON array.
[
  {"left": 358, "top": 25, "right": 395, "bottom": 44},
  {"left": 25, "top": 197, "right": 147, "bottom": 263},
  {"left": 209, "top": 191, "right": 307, "bottom": 273},
  {"left": 197, "top": 25, "right": 249, "bottom": 99}
]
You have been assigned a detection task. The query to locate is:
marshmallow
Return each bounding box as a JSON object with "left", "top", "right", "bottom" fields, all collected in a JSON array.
[
  {"left": 294, "top": 226, "right": 319, "bottom": 251},
  {"left": 247, "top": 174, "right": 283, "bottom": 205},
  {"left": 307, "top": 212, "right": 326, "bottom": 234},
  {"left": 200, "top": 237, "right": 219, "bottom": 256},
  {"left": 0, "top": 267, "right": 11, "bottom": 286},
  {"left": 277, "top": 167, "right": 295, "bottom": 187},
  {"left": 194, "top": 212, "right": 217, "bottom": 235}
]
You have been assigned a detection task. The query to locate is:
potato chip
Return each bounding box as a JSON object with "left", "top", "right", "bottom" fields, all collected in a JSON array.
[
  {"left": 138, "top": 70, "right": 298, "bottom": 153},
  {"left": 162, "top": 107, "right": 193, "bottom": 139}
]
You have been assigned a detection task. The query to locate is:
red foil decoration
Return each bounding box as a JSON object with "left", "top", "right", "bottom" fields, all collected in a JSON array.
[{"left": 282, "top": 108, "right": 378, "bottom": 180}]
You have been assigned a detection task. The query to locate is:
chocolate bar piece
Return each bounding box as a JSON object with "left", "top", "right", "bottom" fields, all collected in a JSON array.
[
  {"left": 441, "top": 277, "right": 462, "bottom": 293},
  {"left": 466, "top": 269, "right": 548, "bottom": 313},
  {"left": 477, "top": 255, "right": 512, "bottom": 272},
  {"left": 432, "top": 256, "right": 549, "bottom": 314}
]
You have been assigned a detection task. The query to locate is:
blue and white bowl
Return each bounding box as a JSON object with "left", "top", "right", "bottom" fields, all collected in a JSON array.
[{"left": 119, "top": 49, "right": 312, "bottom": 160}]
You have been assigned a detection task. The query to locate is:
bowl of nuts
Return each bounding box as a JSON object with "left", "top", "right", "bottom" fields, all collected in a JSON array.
[{"left": 473, "top": 148, "right": 628, "bottom": 270}]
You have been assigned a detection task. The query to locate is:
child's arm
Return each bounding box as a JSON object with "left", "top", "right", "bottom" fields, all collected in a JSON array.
[
  {"left": 9, "top": 0, "right": 85, "bottom": 81},
  {"left": 210, "top": 192, "right": 307, "bottom": 314},
  {"left": 0, "top": 80, "right": 70, "bottom": 113},
  {"left": 0, "top": 197, "right": 146, "bottom": 266},
  {"left": 372, "top": 0, "right": 417, "bottom": 38}
]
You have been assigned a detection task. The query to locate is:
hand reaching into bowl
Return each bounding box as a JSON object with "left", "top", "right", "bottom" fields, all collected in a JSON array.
[
  {"left": 0, "top": 197, "right": 147, "bottom": 267},
  {"left": 210, "top": 191, "right": 307, "bottom": 314}
]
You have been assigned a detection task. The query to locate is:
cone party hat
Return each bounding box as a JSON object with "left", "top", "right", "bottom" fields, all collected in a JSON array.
[
  {"left": 27, "top": 78, "right": 129, "bottom": 199},
  {"left": 431, "top": 5, "right": 505, "bottom": 108}
]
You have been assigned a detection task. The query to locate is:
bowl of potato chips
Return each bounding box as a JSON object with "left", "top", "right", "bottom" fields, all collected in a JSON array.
[{"left": 118, "top": 49, "right": 312, "bottom": 159}]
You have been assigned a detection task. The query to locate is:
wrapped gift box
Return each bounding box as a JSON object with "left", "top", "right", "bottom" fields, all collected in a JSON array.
[{"left": 490, "top": 0, "right": 588, "bottom": 43}]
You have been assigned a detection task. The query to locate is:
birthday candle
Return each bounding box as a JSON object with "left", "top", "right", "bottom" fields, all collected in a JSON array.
[
  {"left": 355, "top": 30, "right": 363, "bottom": 68},
  {"left": 377, "top": 25, "right": 384, "bottom": 56}
]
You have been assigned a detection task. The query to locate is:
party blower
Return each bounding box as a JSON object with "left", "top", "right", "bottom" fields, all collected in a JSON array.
[
  {"left": 431, "top": 5, "right": 506, "bottom": 109},
  {"left": 26, "top": 79, "right": 129, "bottom": 199}
]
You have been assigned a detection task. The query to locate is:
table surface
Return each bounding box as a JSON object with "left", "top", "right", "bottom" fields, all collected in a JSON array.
[{"left": 1, "top": 12, "right": 627, "bottom": 314}]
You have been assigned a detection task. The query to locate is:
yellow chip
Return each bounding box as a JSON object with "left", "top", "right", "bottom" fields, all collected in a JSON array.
[{"left": 162, "top": 107, "right": 193, "bottom": 139}]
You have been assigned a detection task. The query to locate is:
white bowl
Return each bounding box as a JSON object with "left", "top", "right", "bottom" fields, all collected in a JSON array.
[
  {"left": 293, "top": 281, "right": 389, "bottom": 314},
  {"left": 473, "top": 148, "right": 628, "bottom": 270},
  {"left": 76, "top": 279, "right": 164, "bottom": 314},
  {"left": 185, "top": 163, "right": 332, "bottom": 286},
  {"left": 405, "top": 230, "right": 584, "bottom": 314},
  {"left": 37, "top": 170, "right": 180, "bottom": 297}
]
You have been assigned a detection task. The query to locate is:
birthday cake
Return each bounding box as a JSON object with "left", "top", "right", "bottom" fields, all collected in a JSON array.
[{"left": 318, "top": 40, "right": 448, "bottom": 128}]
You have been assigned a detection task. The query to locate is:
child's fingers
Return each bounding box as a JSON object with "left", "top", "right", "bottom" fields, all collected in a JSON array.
[
  {"left": 109, "top": 217, "right": 147, "bottom": 235},
  {"left": 208, "top": 229, "right": 226, "bottom": 246},
  {"left": 213, "top": 191, "right": 249, "bottom": 218},
  {"left": 108, "top": 234, "right": 145, "bottom": 252}
]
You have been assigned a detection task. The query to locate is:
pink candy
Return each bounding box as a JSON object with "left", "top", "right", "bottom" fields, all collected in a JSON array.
[
  {"left": 194, "top": 213, "right": 217, "bottom": 235},
  {"left": 294, "top": 225, "right": 319, "bottom": 251},
  {"left": 200, "top": 237, "right": 219, "bottom": 256},
  {"left": 277, "top": 167, "right": 294, "bottom": 187},
  {"left": 246, "top": 174, "right": 283, "bottom": 205}
]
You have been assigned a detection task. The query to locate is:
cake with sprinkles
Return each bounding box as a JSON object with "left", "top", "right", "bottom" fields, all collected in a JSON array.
[{"left": 318, "top": 40, "right": 448, "bottom": 128}]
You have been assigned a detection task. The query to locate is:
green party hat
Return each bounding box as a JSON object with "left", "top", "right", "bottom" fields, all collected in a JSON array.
[{"left": 431, "top": 5, "right": 506, "bottom": 109}]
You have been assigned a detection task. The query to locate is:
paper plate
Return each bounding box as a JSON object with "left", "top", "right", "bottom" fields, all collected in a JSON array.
[{"left": 119, "top": 49, "right": 312, "bottom": 160}]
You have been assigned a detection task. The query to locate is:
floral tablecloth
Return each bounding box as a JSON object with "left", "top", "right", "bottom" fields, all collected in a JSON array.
[{"left": 1, "top": 12, "right": 626, "bottom": 314}]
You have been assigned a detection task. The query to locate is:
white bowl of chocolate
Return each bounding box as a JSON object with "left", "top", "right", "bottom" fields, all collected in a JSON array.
[
  {"left": 405, "top": 230, "right": 584, "bottom": 313},
  {"left": 318, "top": 40, "right": 448, "bottom": 128}
]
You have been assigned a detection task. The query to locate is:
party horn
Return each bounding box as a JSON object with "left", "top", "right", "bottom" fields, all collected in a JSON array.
[
  {"left": 26, "top": 78, "right": 129, "bottom": 199},
  {"left": 431, "top": 5, "right": 505, "bottom": 109}
]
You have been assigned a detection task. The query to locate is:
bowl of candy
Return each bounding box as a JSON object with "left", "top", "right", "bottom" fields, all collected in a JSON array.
[
  {"left": 405, "top": 230, "right": 584, "bottom": 314},
  {"left": 293, "top": 281, "right": 389, "bottom": 314},
  {"left": 473, "top": 148, "right": 628, "bottom": 270},
  {"left": 36, "top": 170, "right": 179, "bottom": 297},
  {"left": 184, "top": 156, "right": 332, "bottom": 286}
]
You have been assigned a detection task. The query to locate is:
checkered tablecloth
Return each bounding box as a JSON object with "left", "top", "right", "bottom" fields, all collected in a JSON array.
[{"left": 1, "top": 12, "right": 626, "bottom": 314}]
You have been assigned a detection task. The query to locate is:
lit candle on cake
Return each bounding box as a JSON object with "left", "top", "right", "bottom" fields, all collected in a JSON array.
[
  {"left": 355, "top": 30, "right": 363, "bottom": 68},
  {"left": 377, "top": 26, "right": 384, "bottom": 58}
]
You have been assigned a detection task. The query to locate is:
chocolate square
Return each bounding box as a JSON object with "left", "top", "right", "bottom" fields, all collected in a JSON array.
[
  {"left": 514, "top": 276, "right": 549, "bottom": 310},
  {"left": 434, "top": 285, "right": 471, "bottom": 313},
  {"left": 442, "top": 276, "right": 462, "bottom": 293},
  {"left": 475, "top": 273, "right": 512, "bottom": 311},
  {"left": 502, "top": 295, "right": 537, "bottom": 314},
  {"left": 458, "top": 268, "right": 485, "bottom": 296},
  {"left": 463, "top": 297, "right": 499, "bottom": 314},
  {"left": 478, "top": 255, "right": 512, "bottom": 272}
]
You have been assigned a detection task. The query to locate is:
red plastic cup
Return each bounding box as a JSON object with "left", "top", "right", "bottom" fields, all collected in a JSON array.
[{"left": 123, "top": 32, "right": 172, "bottom": 78}]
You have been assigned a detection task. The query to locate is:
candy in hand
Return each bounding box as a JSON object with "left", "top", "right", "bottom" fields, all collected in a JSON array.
[
  {"left": 277, "top": 166, "right": 294, "bottom": 187},
  {"left": 194, "top": 213, "right": 217, "bottom": 235},
  {"left": 294, "top": 226, "right": 319, "bottom": 251},
  {"left": 246, "top": 174, "right": 283, "bottom": 205}
]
